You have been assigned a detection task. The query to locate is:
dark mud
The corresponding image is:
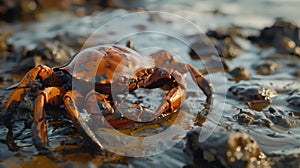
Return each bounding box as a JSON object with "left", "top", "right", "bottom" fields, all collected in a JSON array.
[
  {"left": 184, "top": 18, "right": 300, "bottom": 167},
  {"left": 0, "top": 1, "right": 300, "bottom": 168}
]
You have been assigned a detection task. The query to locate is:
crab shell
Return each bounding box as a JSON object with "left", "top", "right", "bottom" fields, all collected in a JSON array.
[{"left": 58, "top": 45, "right": 155, "bottom": 93}]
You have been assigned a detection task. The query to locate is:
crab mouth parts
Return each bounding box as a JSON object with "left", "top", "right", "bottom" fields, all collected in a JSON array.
[{"left": 128, "top": 75, "right": 152, "bottom": 91}]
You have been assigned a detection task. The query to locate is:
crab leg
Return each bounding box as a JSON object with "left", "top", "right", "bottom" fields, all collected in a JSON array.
[
  {"left": 8, "top": 65, "right": 57, "bottom": 89},
  {"left": 85, "top": 90, "right": 114, "bottom": 116},
  {"left": 144, "top": 70, "right": 187, "bottom": 120},
  {"left": 4, "top": 65, "right": 58, "bottom": 112},
  {"left": 186, "top": 64, "right": 214, "bottom": 105},
  {"left": 155, "top": 85, "right": 186, "bottom": 119},
  {"left": 3, "top": 88, "right": 31, "bottom": 113},
  {"left": 1, "top": 88, "right": 31, "bottom": 136},
  {"left": 64, "top": 90, "right": 103, "bottom": 150},
  {"left": 84, "top": 90, "right": 135, "bottom": 129},
  {"left": 150, "top": 51, "right": 214, "bottom": 105},
  {"left": 33, "top": 87, "right": 65, "bottom": 149}
]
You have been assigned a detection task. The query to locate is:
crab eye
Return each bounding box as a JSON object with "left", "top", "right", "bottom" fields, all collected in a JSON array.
[
  {"left": 147, "top": 69, "right": 154, "bottom": 74},
  {"left": 118, "top": 76, "right": 127, "bottom": 85}
]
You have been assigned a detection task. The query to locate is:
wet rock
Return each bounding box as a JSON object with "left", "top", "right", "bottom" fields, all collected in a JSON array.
[
  {"left": 188, "top": 35, "right": 230, "bottom": 73},
  {"left": 214, "top": 37, "right": 242, "bottom": 59},
  {"left": 29, "top": 39, "right": 75, "bottom": 66},
  {"left": 5, "top": 38, "right": 75, "bottom": 76},
  {"left": 249, "top": 19, "right": 300, "bottom": 57},
  {"left": 228, "top": 82, "right": 277, "bottom": 102},
  {"left": 226, "top": 133, "right": 268, "bottom": 166},
  {"left": 0, "top": 35, "right": 76, "bottom": 87},
  {"left": 206, "top": 26, "right": 244, "bottom": 40},
  {"left": 266, "top": 107, "right": 299, "bottom": 128},
  {"left": 0, "top": 0, "right": 100, "bottom": 22},
  {"left": 205, "top": 27, "right": 245, "bottom": 59},
  {"left": 236, "top": 106, "right": 298, "bottom": 128},
  {"left": 228, "top": 66, "right": 250, "bottom": 82},
  {"left": 0, "top": 0, "right": 40, "bottom": 22},
  {"left": 190, "top": 27, "right": 243, "bottom": 60},
  {"left": 237, "top": 109, "right": 273, "bottom": 127},
  {"left": 185, "top": 128, "right": 269, "bottom": 167},
  {"left": 287, "top": 89, "right": 300, "bottom": 108},
  {"left": 271, "top": 154, "right": 300, "bottom": 168},
  {"left": 38, "top": 0, "right": 86, "bottom": 11},
  {"left": 0, "top": 31, "right": 15, "bottom": 57},
  {"left": 228, "top": 82, "right": 277, "bottom": 110},
  {"left": 189, "top": 36, "right": 217, "bottom": 60},
  {"left": 54, "top": 33, "right": 86, "bottom": 49},
  {"left": 265, "top": 20, "right": 299, "bottom": 44},
  {"left": 274, "top": 36, "right": 296, "bottom": 54},
  {"left": 189, "top": 38, "right": 230, "bottom": 74},
  {"left": 254, "top": 60, "right": 282, "bottom": 75}
]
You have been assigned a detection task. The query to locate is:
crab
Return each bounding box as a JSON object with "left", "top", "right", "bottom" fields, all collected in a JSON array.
[{"left": 2, "top": 41, "right": 214, "bottom": 150}]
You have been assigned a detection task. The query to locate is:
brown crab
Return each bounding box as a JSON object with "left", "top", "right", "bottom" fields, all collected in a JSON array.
[{"left": 2, "top": 41, "right": 214, "bottom": 150}]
